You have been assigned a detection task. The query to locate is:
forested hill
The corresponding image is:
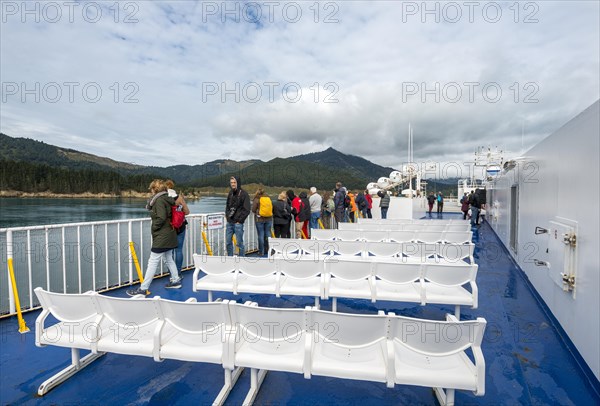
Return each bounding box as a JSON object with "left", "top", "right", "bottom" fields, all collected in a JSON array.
[{"left": 0, "top": 134, "right": 396, "bottom": 194}]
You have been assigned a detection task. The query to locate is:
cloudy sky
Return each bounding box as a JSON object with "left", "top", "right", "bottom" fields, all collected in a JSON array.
[{"left": 1, "top": 1, "right": 599, "bottom": 173}]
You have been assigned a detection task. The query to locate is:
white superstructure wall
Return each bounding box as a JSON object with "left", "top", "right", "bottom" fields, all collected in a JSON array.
[{"left": 488, "top": 100, "right": 600, "bottom": 380}]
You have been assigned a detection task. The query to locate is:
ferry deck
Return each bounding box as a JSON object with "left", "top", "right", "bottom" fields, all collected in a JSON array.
[{"left": 1, "top": 213, "right": 599, "bottom": 405}]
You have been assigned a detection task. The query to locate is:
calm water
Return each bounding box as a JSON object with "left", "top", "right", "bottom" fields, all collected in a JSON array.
[{"left": 0, "top": 196, "right": 227, "bottom": 228}]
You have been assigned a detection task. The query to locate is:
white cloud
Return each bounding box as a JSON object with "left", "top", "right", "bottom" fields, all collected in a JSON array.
[{"left": 1, "top": 1, "right": 598, "bottom": 170}]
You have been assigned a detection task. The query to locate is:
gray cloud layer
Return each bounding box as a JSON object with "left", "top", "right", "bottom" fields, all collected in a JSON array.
[{"left": 1, "top": 1, "right": 598, "bottom": 169}]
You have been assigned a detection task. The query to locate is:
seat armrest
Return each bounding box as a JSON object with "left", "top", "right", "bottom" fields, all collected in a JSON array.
[
  {"left": 153, "top": 320, "right": 166, "bottom": 362},
  {"left": 275, "top": 271, "right": 281, "bottom": 297},
  {"left": 233, "top": 269, "right": 240, "bottom": 295},
  {"left": 470, "top": 280, "right": 479, "bottom": 309},
  {"left": 385, "top": 339, "right": 395, "bottom": 388},
  {"left": 192, "top": 266, "right": 201, "bottom": 292},
  {"left": 369, "top": 275, "right": 376, "bottom": 303},
  {"left": 473, "top": 345, "right": 486, "bottom": 396},
  {"left": 323, "top": 273, "right": 331, "bottom": 300},
  {"left": 35, "top": 308, "right": 50, "bottom": 347}
]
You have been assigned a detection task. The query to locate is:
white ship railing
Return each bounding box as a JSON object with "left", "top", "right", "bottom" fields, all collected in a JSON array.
[{"left": 0, "top": 212, "right": 262, "bottom": 317}]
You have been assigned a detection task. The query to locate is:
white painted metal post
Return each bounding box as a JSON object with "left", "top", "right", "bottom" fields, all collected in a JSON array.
[
  {"left": 128, "top": 221, "right": 133, "bottom": 283},
  {"left": 7, "top": 230, "right": 15, "bottom": 314}
]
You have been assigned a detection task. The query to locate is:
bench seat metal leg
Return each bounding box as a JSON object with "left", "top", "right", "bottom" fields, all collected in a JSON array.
[
  {"left": 213, "top": 367, "right": 244, "bottom": 406},
  {"left": 455, "top": 305, "right": 461, "bottom": 319},
  {"left": 434, "top": 387, "right": 455, "bottom": 406},
  {"left": 38, "top": 348, "right": 105, "bottom": 396},
  {"left": 242, "top": 368, "right": 268, "bottom": 406},
  {"left": 332, "top": 297, "right": 337, "bottom": 312}
]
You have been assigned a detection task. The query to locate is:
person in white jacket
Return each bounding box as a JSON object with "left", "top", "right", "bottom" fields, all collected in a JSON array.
[{"left": 308, "top": 187, "right": 322, "bottom": 232}]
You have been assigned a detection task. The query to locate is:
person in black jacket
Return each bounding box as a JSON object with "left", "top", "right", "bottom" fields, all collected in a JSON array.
[
  {"left": 469, "top": 189, "right": 481, "bottom": 226},
  {"left": 225, "top": 176, "right": 251, "bottom": 256},
  {"left": 273, "top": 191, "right": 292, "bottom": 238}
]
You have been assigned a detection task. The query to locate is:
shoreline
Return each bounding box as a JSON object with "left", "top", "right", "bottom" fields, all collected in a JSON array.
[
  {"left": 1, "top": 184, "right": 304, "bottom": 199},
  {"left": 0, "top": 190, "right": 209, "bottom": 199}
]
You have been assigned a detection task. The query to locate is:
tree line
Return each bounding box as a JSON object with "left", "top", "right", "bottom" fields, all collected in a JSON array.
[{"left": 0, "top": 160, "right": 158, "bottom": 194}]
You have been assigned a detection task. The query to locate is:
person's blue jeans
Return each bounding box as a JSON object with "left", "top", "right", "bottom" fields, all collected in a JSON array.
[
  {"left": 255, "top": 220, "right": 271, "bottom": 257},
  {"left": 226, "top": 222, "right": 245, "bottom": 256},
  {"left": 471, "top": 207, "right": 480, "bottom": 226},
  {"left": 173, "top": 228, "right": 186, "bottom": 272},
  {"left": 381, "top": 207, "right": 388, "bottom": 219},
  {"left": 310, "top": 212, "right": 321, "bottom": 231}
]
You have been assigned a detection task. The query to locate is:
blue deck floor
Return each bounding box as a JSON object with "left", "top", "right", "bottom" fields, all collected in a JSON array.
[{"left": 1, "top": 214, "right": 599, "bottom": 405}]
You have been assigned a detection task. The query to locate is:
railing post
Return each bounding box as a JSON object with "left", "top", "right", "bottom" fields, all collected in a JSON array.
[
  {"left": 128, "top": 221, "right": 133, "bottom": 283},
  {"left": 7, "top": 230, "right": 15, "bottom": 314},
  {"left": 6, "top": 229, "right": 30, "bottom": 333}
]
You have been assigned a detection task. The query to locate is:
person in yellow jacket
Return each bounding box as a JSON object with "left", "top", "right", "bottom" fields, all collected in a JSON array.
[{"left": 348, "top": 191, "right": 358, "bottom": 223}]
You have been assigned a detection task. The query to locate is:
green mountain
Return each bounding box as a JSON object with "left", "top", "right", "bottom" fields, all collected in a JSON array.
[
  {"left": 0, "top": 133, "right": 142, "bottom": 171},
  {"left": 195, "top": 157, "right": 368, "bottom": 190},
  {"left": 289, "top": 147, "right": 396, "bottom": 181},
  {"left": 0, "top": 134, "right": 389, "bottom": 193}
]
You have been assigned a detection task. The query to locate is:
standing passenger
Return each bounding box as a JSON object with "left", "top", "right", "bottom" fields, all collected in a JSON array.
[
  {"left": 321, "top": 191, "right": 335, "bottom": 228},
  {"left": 127, "top": 179, "right": 181, "bottom": 296},
  {"left": 165, "top": 180, "right": 190, "bottom": 276},
  {"left": 225, "top": 176, "right": 251, "bottom": 256},
  {"left": 273, "top": 191, "right": 292, "bottom": 238},
  {"left": 364, "top": 190, "right": 373, "bottom": 219},
  {"left": 379, "top": 190, "right": 390, "bottom": 219},
  {"left": 460, "top": 192, "right": 470, "bottom": 220},
  {"left": 333, "top": 182, "right": 345, "bottom": 226},
  {"left": 355, "top": 191, "right": 367, "bottom": 219},
  {"left": 427, "top": 192, "right": 436, "bottom": 216},
  {"left": 286, "top": 190, "right": 296, "bottom": 238},
  {"left": 437, "top": 192, "right": 444, "bottom": 214},
  {"left": 347, "top": 190, "right": 357, "bottom": 223},
  {"left": 298, "top": 191, "right": 311, "bottom": 238},
  {"left": 309, "top": 187, "right": 323, "bottom": 231},
  {"left": 252, "top": 188, "right": 273, "bottom": 257}
]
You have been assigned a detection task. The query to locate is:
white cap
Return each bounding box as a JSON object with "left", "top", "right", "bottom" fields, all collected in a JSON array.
[{"left": 310, "top": 187, "right": 317, "bottom": 193}]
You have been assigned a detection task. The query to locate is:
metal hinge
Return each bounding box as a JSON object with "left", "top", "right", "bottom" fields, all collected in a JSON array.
[
  {"left": 563, "top": 233, "right": 577, "bottom": 247},
  {"left": 561, "top": 273, "right": 576, "bottom": 291}
]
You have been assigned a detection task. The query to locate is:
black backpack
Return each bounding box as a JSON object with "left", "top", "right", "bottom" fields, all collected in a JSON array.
[
  {"left": 343, "top": 193, "right": 351, "bottom": 208},
  {"left": 298, "top": 198, "right": 311, "bottom": 221}
]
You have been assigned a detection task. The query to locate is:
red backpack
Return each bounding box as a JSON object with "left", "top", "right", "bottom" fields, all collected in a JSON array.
[{"left": 171, "top": 205, "right": 186, "bottom": 229}]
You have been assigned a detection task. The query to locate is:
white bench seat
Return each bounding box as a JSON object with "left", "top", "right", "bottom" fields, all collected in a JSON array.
[
  {"left": 35, "top": 289, "right": 486, "bottom": 406},
  {"left": 394, "top": 344, "right": 479, "bottom": 390},
  {"left": 35, "top": 289, "right": 101, "bottom": 350},
  {"left": 158, "top": 298, "right": 228, "bottom": 364},
  {"left": 310, "top": 309, "right": 389, "bottom": 384},
  {"left": 94, "top": 294, "right": 161, "bottom": 357},
  {"left": 193, "top": 255, "right": 478, "bottom": 317},
  {"left": 197, "top": 274, "right": 238, "bottom": 293},
  {"left": 312, "top": 229, "right": 473, "bottom": 244},
  {"left": 231, "top": 303, "right": 309, "bottom": 375}
]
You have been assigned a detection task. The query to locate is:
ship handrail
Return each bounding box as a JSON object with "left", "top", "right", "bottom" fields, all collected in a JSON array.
[{"left": 1, "top": 212, "right": 257, "bottom": 318}]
